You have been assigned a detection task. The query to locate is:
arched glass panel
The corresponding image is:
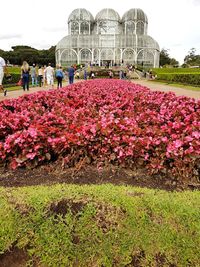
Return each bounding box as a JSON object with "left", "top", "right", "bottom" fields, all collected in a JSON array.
[
  {"left": 98, "top": 20, "right": 119, "bottom": 34},
  {"left": 80, "top": 22, "right": 89, "bottom": 34},
  {"left": 137, "top": 49, "right": 154, "bottom": 67},
  {"left": 123, "top": 49, "right": 135, "bottom": 64},
  {"left": 136, "top": 21, "right": 144, "bottom": 35},
  {"left": 100, "top": 49, "right": 114, "bottom": 60},
  {"left": 126, "top": 21, "right": 135, "bottom": 34},
  {"left": 93, "top": 49, "right": 99, "bottom": 62},
  {"left": 80, "top": 49, "right": 92, "bottom": 63},
  {"left": 60, "top": 49, "right": 77, "bottom": 66},
  {"left": 71, "top": 22, "right": 79, "bottom": 35}
]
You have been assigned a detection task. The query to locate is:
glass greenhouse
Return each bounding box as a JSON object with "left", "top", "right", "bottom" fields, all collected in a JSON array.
[{"left": 56, "top": 8, "right": 160, "bottom": 67}]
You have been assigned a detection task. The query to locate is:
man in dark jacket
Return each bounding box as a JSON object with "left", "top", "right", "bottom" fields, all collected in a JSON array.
[{"left": 68, "top": 66, "right": 75, "bottom": 84}]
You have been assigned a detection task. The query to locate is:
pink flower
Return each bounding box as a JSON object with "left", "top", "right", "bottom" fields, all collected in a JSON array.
[
  {"left": 173, "top": 140, "right": 183, "bottom": 149},
  {"left": 192, "top": 131, "right": 200, "bottom": 139},
  {"left": 26, "top": 152, "right": 37, "bottom": 159}
]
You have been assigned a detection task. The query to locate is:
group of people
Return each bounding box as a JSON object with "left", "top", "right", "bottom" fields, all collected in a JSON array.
[
  {"left": 0, "top": 56, "right": 80, "bottom": 96},
  {"left": 21, "top": 62, "right": 64, "bottom": 91}
]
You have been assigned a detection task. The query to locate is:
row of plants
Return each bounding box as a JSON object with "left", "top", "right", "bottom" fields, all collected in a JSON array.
[
  {"left": 0, "top": 79, "right": 199, "bottom": 182},
  {"left": 155, "top": 73, "right": 200, "bottom": 86},
  {"left": 3, "top": 73, "right": 21, "bottom": 87},
  {"left": 153, "top": 67, "right": 200, "bottom": 74}
]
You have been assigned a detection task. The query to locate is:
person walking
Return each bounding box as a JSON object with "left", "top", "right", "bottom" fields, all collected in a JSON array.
[
  {"left": 68, "top": 65, "right": 75, "bottom": 84},
  {"left": 109, "top": 70, "right": 113, "bottom": 78},
  {"left": 55, "top": 65, "right": 64, "bottom": 89},
  {"left": 37, "top": 66, "right": 44, "bottom": 87},
  {"left": 45, "top": 63, "right": 54, "bottom": 89},
  {"left": 84, "top": 69, "right": 87, "bottom": 80},
  {"left": 21, "top": 61, "right": 30, "bottom": 91},
  {"left": 30, "top": 63, "right": 38, "bottom": 86},
  {"left": 0, "top": 56, "right": 7, "bottom": 96}
]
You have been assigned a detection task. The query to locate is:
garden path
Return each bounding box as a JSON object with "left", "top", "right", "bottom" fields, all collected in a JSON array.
[{"left": 134, "top": 80, "right": 200, "bottom": 100}]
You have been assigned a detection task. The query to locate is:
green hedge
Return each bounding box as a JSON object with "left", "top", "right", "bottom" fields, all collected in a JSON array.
[
  {"left": 153, "top": 68, "right": 200, "bottom": 74},
  {"left": 156, "top": 73, "right": 200, "bottom": 86},
  {"left": 3, "top": 73, "right": 22, "bottom": 87}
]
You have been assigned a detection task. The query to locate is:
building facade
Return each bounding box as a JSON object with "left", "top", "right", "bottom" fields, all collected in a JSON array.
[{"left": 56, "top": 8, "right": 160, "bottom": 67}]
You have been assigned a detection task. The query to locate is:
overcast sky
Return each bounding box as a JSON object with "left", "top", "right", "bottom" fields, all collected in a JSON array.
[{"left": 0, "top": 0, "right": 199, "bottom": 64}]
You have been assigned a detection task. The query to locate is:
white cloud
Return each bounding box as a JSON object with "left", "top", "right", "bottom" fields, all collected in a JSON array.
[
  {"left": 0, "top": 0, "right": 199, "bottom": 64},
  {"left": 0, "top": 34, "right": 22, "bottom": 40}
]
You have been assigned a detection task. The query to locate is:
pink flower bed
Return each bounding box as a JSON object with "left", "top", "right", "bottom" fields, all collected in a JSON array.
[{"left": 0, "top": 79, "right": 199, "bottom": 180}]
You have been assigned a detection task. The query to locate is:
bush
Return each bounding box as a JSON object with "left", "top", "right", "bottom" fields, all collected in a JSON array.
[
  {"left": 0, "top": 79, "right": 199, "bottom": 182},
  {"left": 156, "top": 73, "right": 200, "bottom": 86},
  {"left": 3, "top": 73, "right": 21, "bottom": 87}
]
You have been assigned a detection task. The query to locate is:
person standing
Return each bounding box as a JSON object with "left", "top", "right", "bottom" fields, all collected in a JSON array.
[
  {"left": 0, "top": 56, "right": 7, "bottom": 96},
  {"left": 30, "top": 63, "right": 38, "bottom": 87},
  {"left": 119, "top": 70, "right": 124, "bottom": 79},
  {"left": 43, "top": 65, "right": 47, "bottom": 87},
  {"left": 68, "top": 65, "right": 75, "bottom": 84},
  {"left": 46, "top": 63, "right": 54, "bottom": 89},
  {"left": 21, "top": 61, "right": 30, "bottom": 91},
  {"left": 55, "top": 65, "right": 64, "bottom": 89}
]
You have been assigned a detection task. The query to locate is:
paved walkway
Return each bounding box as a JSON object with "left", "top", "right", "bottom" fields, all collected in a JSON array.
[
  {"left": 134, "top": 80, "right": 200, "bottom": 100},
  {"left": 0, "top": 79, "right": 199, "bottom": 101}
]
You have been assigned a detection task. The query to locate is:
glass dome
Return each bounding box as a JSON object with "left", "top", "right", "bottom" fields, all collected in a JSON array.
[
  {"left": 95, "top": 9, "right": 121, "bottom": 34},
  {"left": 122, "top": 8, "right": 148, "bottom": 23},
  {"left": 138, "top": 35, "right": 160, "bottom": 50},
  {"left": 68, "top": 9, "right": 94, "bottom": 35},
  {"left": 95, "top": 8, "right": 120, "bottom": 22},
  {"left": 68, "top": 8, "right": 94, "bottom": 23}
]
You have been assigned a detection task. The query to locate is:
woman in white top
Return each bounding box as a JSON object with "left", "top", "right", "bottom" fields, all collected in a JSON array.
[
  {"left": 38, "top": 66, "right": 44, "bottom": 87},
  {"left": 45, "top": 63, "right": 54, "bottom": 89},
  {"left": 0, "top": 56, "right": 7, "bottom": 96}
]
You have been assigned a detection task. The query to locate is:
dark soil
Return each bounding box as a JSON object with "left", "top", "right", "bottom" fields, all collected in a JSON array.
[
  {"left": 49, "top": 199, "right": 86, "bottom": 217},
  {"left": 0, "top": 247, "right": 177, "bottom": 267},
  {"left": 0, "top": 163, "right": 199, "bottom": 190},
  {"left": 0, "top": 248, "right": 29, "bottom": 267}
]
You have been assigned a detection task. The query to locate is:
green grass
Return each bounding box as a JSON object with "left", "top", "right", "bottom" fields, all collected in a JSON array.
[
  {"left": 0, "top": 184, "right": 199, "bottom": 266},
  {"left": 153, "top": 68, "right": 200, "bottom": 74},
  {"left": 4, "top": 85, "right": 22, "bottom": 91},
  {"left": 7, "top": 66, "right": 21, "bottom": 74}
]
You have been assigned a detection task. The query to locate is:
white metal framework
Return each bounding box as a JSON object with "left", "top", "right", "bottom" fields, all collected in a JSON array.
[{"left": 56, "top": 8, "right": 160, "bottom": 67}]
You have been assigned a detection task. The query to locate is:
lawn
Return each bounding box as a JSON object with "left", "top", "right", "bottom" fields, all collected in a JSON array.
[{"left": 0, "top": 184, "right": 199, "bottom": 266}]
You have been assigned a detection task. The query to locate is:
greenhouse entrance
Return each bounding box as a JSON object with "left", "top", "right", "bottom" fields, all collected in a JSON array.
[{"left": 101, "top": 60, "right": 114, "bottom": 67}]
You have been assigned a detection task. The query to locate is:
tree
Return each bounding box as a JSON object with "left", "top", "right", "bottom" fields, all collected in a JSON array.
[
  {"left": 0, "top": 46, "right": 56, "bottom": 66},
  {"left": 170, "top": 58, "right": 179, "bottom": 67},
  {"left": 159, "top": 49, "right": 171, "bottom": 66},
  {"left": 184, "top": 48, "right": 200, "bottom": 66},
  {"left": 159, "top": 48, "right": 179, "bottom": 67}
]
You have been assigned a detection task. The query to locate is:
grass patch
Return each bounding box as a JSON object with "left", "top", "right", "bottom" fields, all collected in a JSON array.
[
  {"left": 0, "top": 184, "right": 199, "bottom": 266},
  {"left": 3, "top": 85, "right": 22, "bottom": 91},
  {"left": 153, "top": 68, "right": 200, "bottom": 74}
]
